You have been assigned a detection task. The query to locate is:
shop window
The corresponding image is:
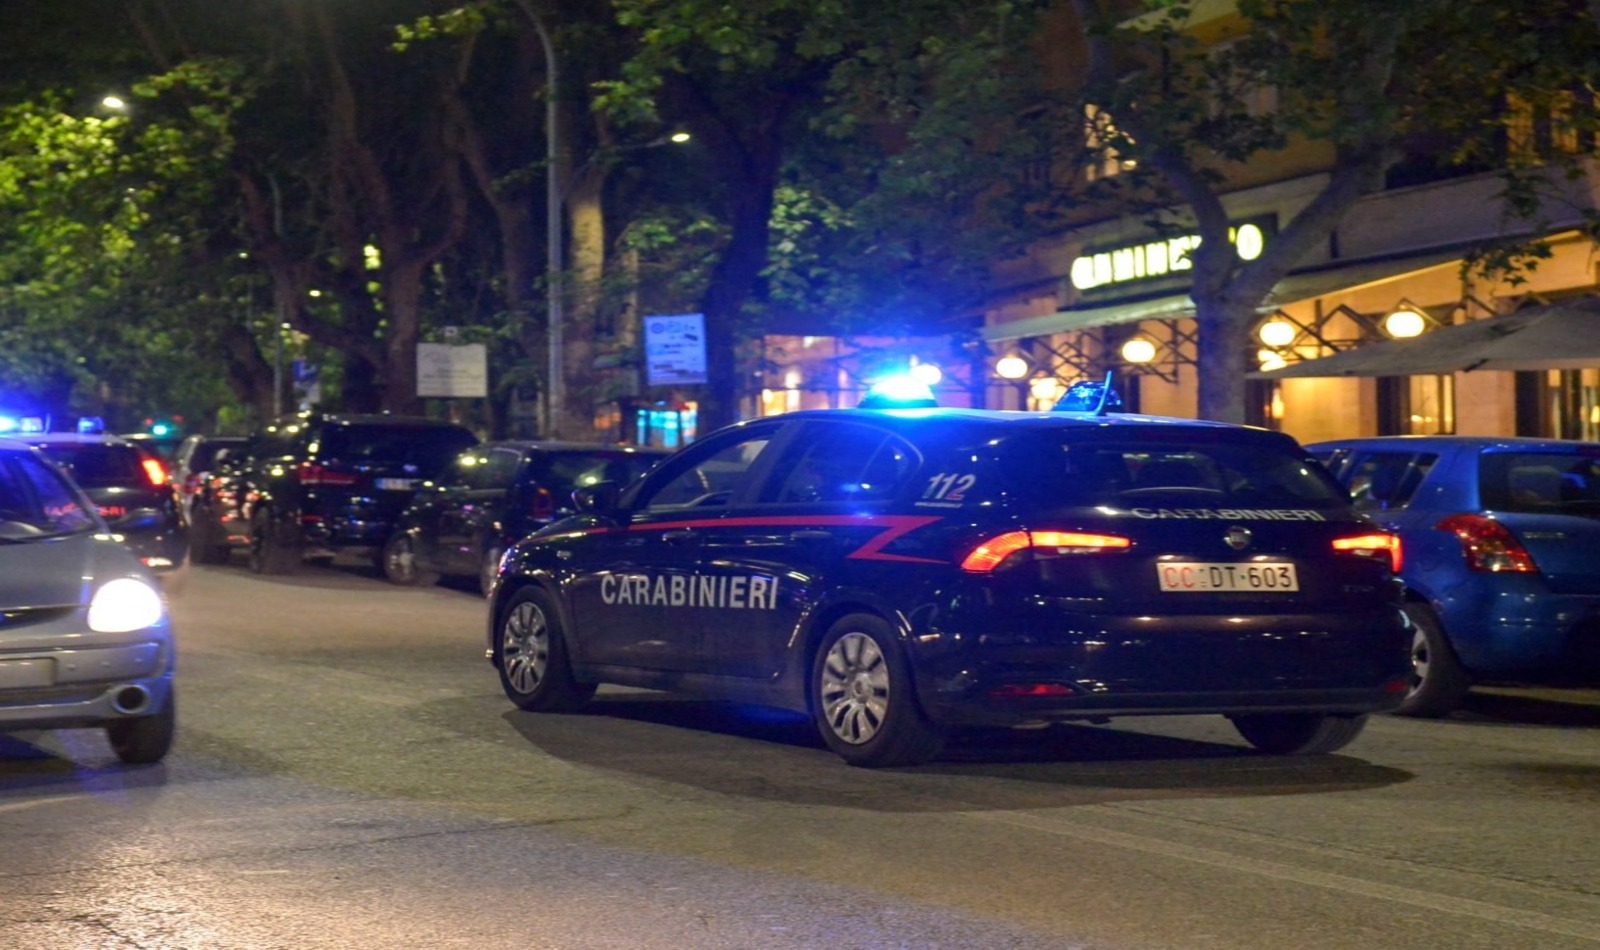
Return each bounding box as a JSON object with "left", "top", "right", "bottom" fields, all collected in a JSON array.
[{"left": 1540, "top": 368, "right": 1600, "bottom": 440}]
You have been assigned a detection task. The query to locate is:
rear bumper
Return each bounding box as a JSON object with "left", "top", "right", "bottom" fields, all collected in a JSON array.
[
  {"left": 912, "top": 608, "right": 1411, "bottom": 727},
  {"left": 1431, "top": 582, "right": 1600, "bottom": 677}
]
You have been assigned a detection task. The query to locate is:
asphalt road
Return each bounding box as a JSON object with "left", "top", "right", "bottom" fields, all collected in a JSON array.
[{"left": 2, "top": 560, "right": 1599, "bottom": 950}]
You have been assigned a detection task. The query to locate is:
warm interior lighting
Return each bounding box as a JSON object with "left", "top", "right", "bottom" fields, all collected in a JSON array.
[
  {"left": 1257, "top": 318, "right": 1297, "bottom": 347},
  {"left": 1120, "top": 337, "right": 1157, "bottom": 363},
  {"left": 995, "top": 355, "right": 1030, "bottom": 379},
  {"left": 1385, "top": 308, "right": 1427, "bottom": 338},
  {"left": 1258, "top": 349, "right": 1287, "bottom": 372},
  {"left": 1029, "top": 377, "right": 1064, "bottom": 402}
]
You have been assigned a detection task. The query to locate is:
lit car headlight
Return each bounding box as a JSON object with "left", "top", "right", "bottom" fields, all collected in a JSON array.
[{"left": 88, "top": 578, "right": 166, "bottom": 633}]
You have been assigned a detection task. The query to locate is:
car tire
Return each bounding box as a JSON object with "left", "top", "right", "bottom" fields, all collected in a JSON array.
[
  {"left": 106, "top": 691, "right": 176, "bottom": 765},
  {"left": 811, "top": 613, "right": 943, "bottom": 768},
  {"left": 493, "top": 587, "right": 595, "bottom": 712},
  {"left": 478, "top": 543, "right": 505, "bottom": 596},
  {"left": 249, "top": 509, "right": 300, "bottom": 575},
  {"left": 1396, "top": 602, "right": 1471, "bottom": 718},
  {"left": 382, "top": 532, "right": 438, "bottom": 587},
  {"left": 189, "top": 511, "right": 230, "bottom": 565},
  {"left": 1229, "top": 712, "right": 1368, "bottom": 755}
]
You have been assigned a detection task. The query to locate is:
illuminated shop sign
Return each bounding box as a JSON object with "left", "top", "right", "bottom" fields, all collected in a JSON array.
[{"left": 1069, "top": 219, "right": 1273, "bottom": 292}]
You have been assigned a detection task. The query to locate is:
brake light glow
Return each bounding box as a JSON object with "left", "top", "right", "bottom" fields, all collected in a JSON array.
[
  {"left": 296, "top": 462, "right": 361, "bottom": 487},
  {"left": 532, "top": 486, "right": 555, "bottom": 520},
  {"left": 141, "top": 458, "right": 169, "bottom": 488},
  {"left": 1331, "top": 532, "right": 1403, "bottom": 572},
  {"left": 1434, "top": 513, "right": 1538, "bottom": 572},
  {"left": 961, "top": 530, "right": 1131, "bottom": 572},
  {"left": 990, "top": 683, "right": 1077, "bottom": 699}
]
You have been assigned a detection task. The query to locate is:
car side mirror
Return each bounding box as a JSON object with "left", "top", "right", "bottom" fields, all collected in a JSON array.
[{"left": 573, "top": 481, "right": 620, "bottom": 515}]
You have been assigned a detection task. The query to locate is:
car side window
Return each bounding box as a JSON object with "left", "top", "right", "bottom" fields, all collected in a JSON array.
[
  {"left": 1342, "top": 452, "right": 1436, "bottom": 512},
  {"left": 639, "top": 431, "right": 774, "bottom": 511},
  {"left": 483, "top": 448, "right": 522, "bottom": 490},
  {"left": 763, "top": 424, "right": 916, "bottom": 504}
]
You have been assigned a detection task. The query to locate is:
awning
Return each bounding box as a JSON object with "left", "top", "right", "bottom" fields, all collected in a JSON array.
[
  {"left": 981, "top": 293, "right": 1192, "bottom": 343},
  {"left": 982, "top": 246, "right": 1466, "bottom": 344},
  {"left": 1252, "top": 295, "right": 1600, "bottom": 378}
]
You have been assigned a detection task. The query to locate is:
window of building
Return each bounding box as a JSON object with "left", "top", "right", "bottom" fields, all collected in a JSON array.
[{"left": 1084, "top": 104, "right": 1136, "bottom": 181}]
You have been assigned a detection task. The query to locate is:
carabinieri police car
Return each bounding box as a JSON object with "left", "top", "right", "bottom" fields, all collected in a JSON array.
[{"left": 485, "top": 383, "right": 1410, "bottom": 767}]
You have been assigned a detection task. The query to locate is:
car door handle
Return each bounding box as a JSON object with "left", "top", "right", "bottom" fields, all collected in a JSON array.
[
  {"left": 661, "top": 529, "right": 697, "bottom": 544},
  {"left": 789, "top": 529, "right": 834, "bottom": 542}
]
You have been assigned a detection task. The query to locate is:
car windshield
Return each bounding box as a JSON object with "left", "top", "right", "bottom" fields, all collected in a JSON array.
[
  {"left": 31, "top": 443, "right": 148, "bottom": 489},
  {"left": 995, "top": 436, "right": 1349, "bottom": 510},
  {"left": 0, "top": 450, "right": 102, "bottom": 540},
  {"left": 1480, "top": 449, "right": 1600, "bottom": 513}
]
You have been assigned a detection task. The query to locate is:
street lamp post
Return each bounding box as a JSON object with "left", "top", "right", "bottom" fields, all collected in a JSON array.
[{"left": 511, "top": 0, "right": 564, "bottom": 439}]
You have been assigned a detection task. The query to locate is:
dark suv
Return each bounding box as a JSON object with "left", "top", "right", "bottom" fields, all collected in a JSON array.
[{"left": 191, "top": 412, "right": 478, "bottom": 573}]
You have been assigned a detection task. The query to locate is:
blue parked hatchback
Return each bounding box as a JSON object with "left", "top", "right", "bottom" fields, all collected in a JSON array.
[{"left": 1309, "top": 436, "right": 1600, "bottom": 716}]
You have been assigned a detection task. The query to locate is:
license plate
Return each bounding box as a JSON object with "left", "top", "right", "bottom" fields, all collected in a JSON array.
[
  {"left": 375, "top": 478, "right": 418, "bottom": 491},
  {"left": 0, "top": 658, "right": 55, "bottom": 688},
  {"left": 1157, "top": 562, "right": 1299, "bottom": 592}
]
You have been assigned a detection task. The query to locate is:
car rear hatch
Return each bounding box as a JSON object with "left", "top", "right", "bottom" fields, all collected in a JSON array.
[
  {"left": 978, "top": 430, "right": 1404, "bottom": 692},
  {"left": 1477, "top": 445, "right": 1600, "bottom": 595},
  {"left": 34, "top": 443, "right": 168, "bottom": 523},
  {"left": 308, "top": 422, "right": 480, "bottom": 513}
]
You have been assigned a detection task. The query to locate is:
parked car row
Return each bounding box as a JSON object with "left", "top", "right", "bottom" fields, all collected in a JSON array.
[{"left": 183, "top": 413, "right": 667, "bottom": 594}]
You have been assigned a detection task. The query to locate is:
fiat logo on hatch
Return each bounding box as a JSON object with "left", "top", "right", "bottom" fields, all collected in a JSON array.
[{"left": 1224, "top": 526, "right": 1253, "bottom": 550}]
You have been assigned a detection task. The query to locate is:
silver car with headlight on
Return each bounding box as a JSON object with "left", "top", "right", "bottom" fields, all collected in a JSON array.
[{"left": 0, "top": 437, "right": 175, "bottom": 764}]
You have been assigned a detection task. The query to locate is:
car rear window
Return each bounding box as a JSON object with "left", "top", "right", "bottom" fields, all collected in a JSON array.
[
  {"left": 32, "top": 443, "right": 147, "bottom": 489},
  {"left": 321, "top": 424, "right": 478, "bottom": 471},
  {"left": 995, "top": 435, "right": 1349, "bottom": 510},
  {"left": 1481, "top": 450, "right": 1600, "bottom": 513}
]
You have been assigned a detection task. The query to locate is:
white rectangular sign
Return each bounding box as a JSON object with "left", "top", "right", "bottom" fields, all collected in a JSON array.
[
  {"left": 417, "top": 342, "right": 488, "bottom": 398},
  {"left": 644, "top": 313, "right": 708, "bottom": 386}
]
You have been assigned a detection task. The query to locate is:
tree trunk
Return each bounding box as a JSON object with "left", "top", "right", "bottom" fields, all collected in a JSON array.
[{"left": 563, "top": 164, "right": 607, "bottom": 440}]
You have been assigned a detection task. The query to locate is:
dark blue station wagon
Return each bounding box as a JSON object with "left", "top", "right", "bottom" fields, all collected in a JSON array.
[{"left": 487, "top": 406, "right": 1411, "bottom": 766}]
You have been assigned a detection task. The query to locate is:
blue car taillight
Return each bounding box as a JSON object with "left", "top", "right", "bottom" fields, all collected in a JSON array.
[{"left": 1435, "top": 513, "right": 1538, "bottom": 572}]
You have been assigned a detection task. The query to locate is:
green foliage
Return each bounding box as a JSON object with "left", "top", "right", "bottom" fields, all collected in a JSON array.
[{"left": 0, "top": 55, "right": 256, "bottom": 427}]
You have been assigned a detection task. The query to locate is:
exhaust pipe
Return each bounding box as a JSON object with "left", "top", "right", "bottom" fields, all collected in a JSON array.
[{"left": 111, "top": 685, "right": 151, "bottom": 715}]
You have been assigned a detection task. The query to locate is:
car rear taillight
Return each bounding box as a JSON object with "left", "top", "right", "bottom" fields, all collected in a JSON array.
[
  {"left": 1435, "top": 513, "right": 1538, "bottom": 572},
  {"left": 532, "top": 486, "right": 555, "bottom": 520},
  {"left": 296, "top": 462, "right": 361, "bottom": 487},
  {"left": 960, "top": 530, "right": 1131, "bottom": 573},
  {"left": 141, "top": 457, "right": 169, "bottom": 488},
  {"left": 1331, "top": 532, "right": 1403, "bottom": 572}
]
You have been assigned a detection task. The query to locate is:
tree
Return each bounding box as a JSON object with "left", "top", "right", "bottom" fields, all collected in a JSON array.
[
  {"left": 599, "top": 0, "right": 1051, "bottom": 430},
  {"left": 1066, "top": 0, "right": 1600, "bottom": 423}
]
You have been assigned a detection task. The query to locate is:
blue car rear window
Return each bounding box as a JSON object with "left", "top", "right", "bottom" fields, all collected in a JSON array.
[{"left": 1482, "top": 451, "right": 1600, "bottom": 512}]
